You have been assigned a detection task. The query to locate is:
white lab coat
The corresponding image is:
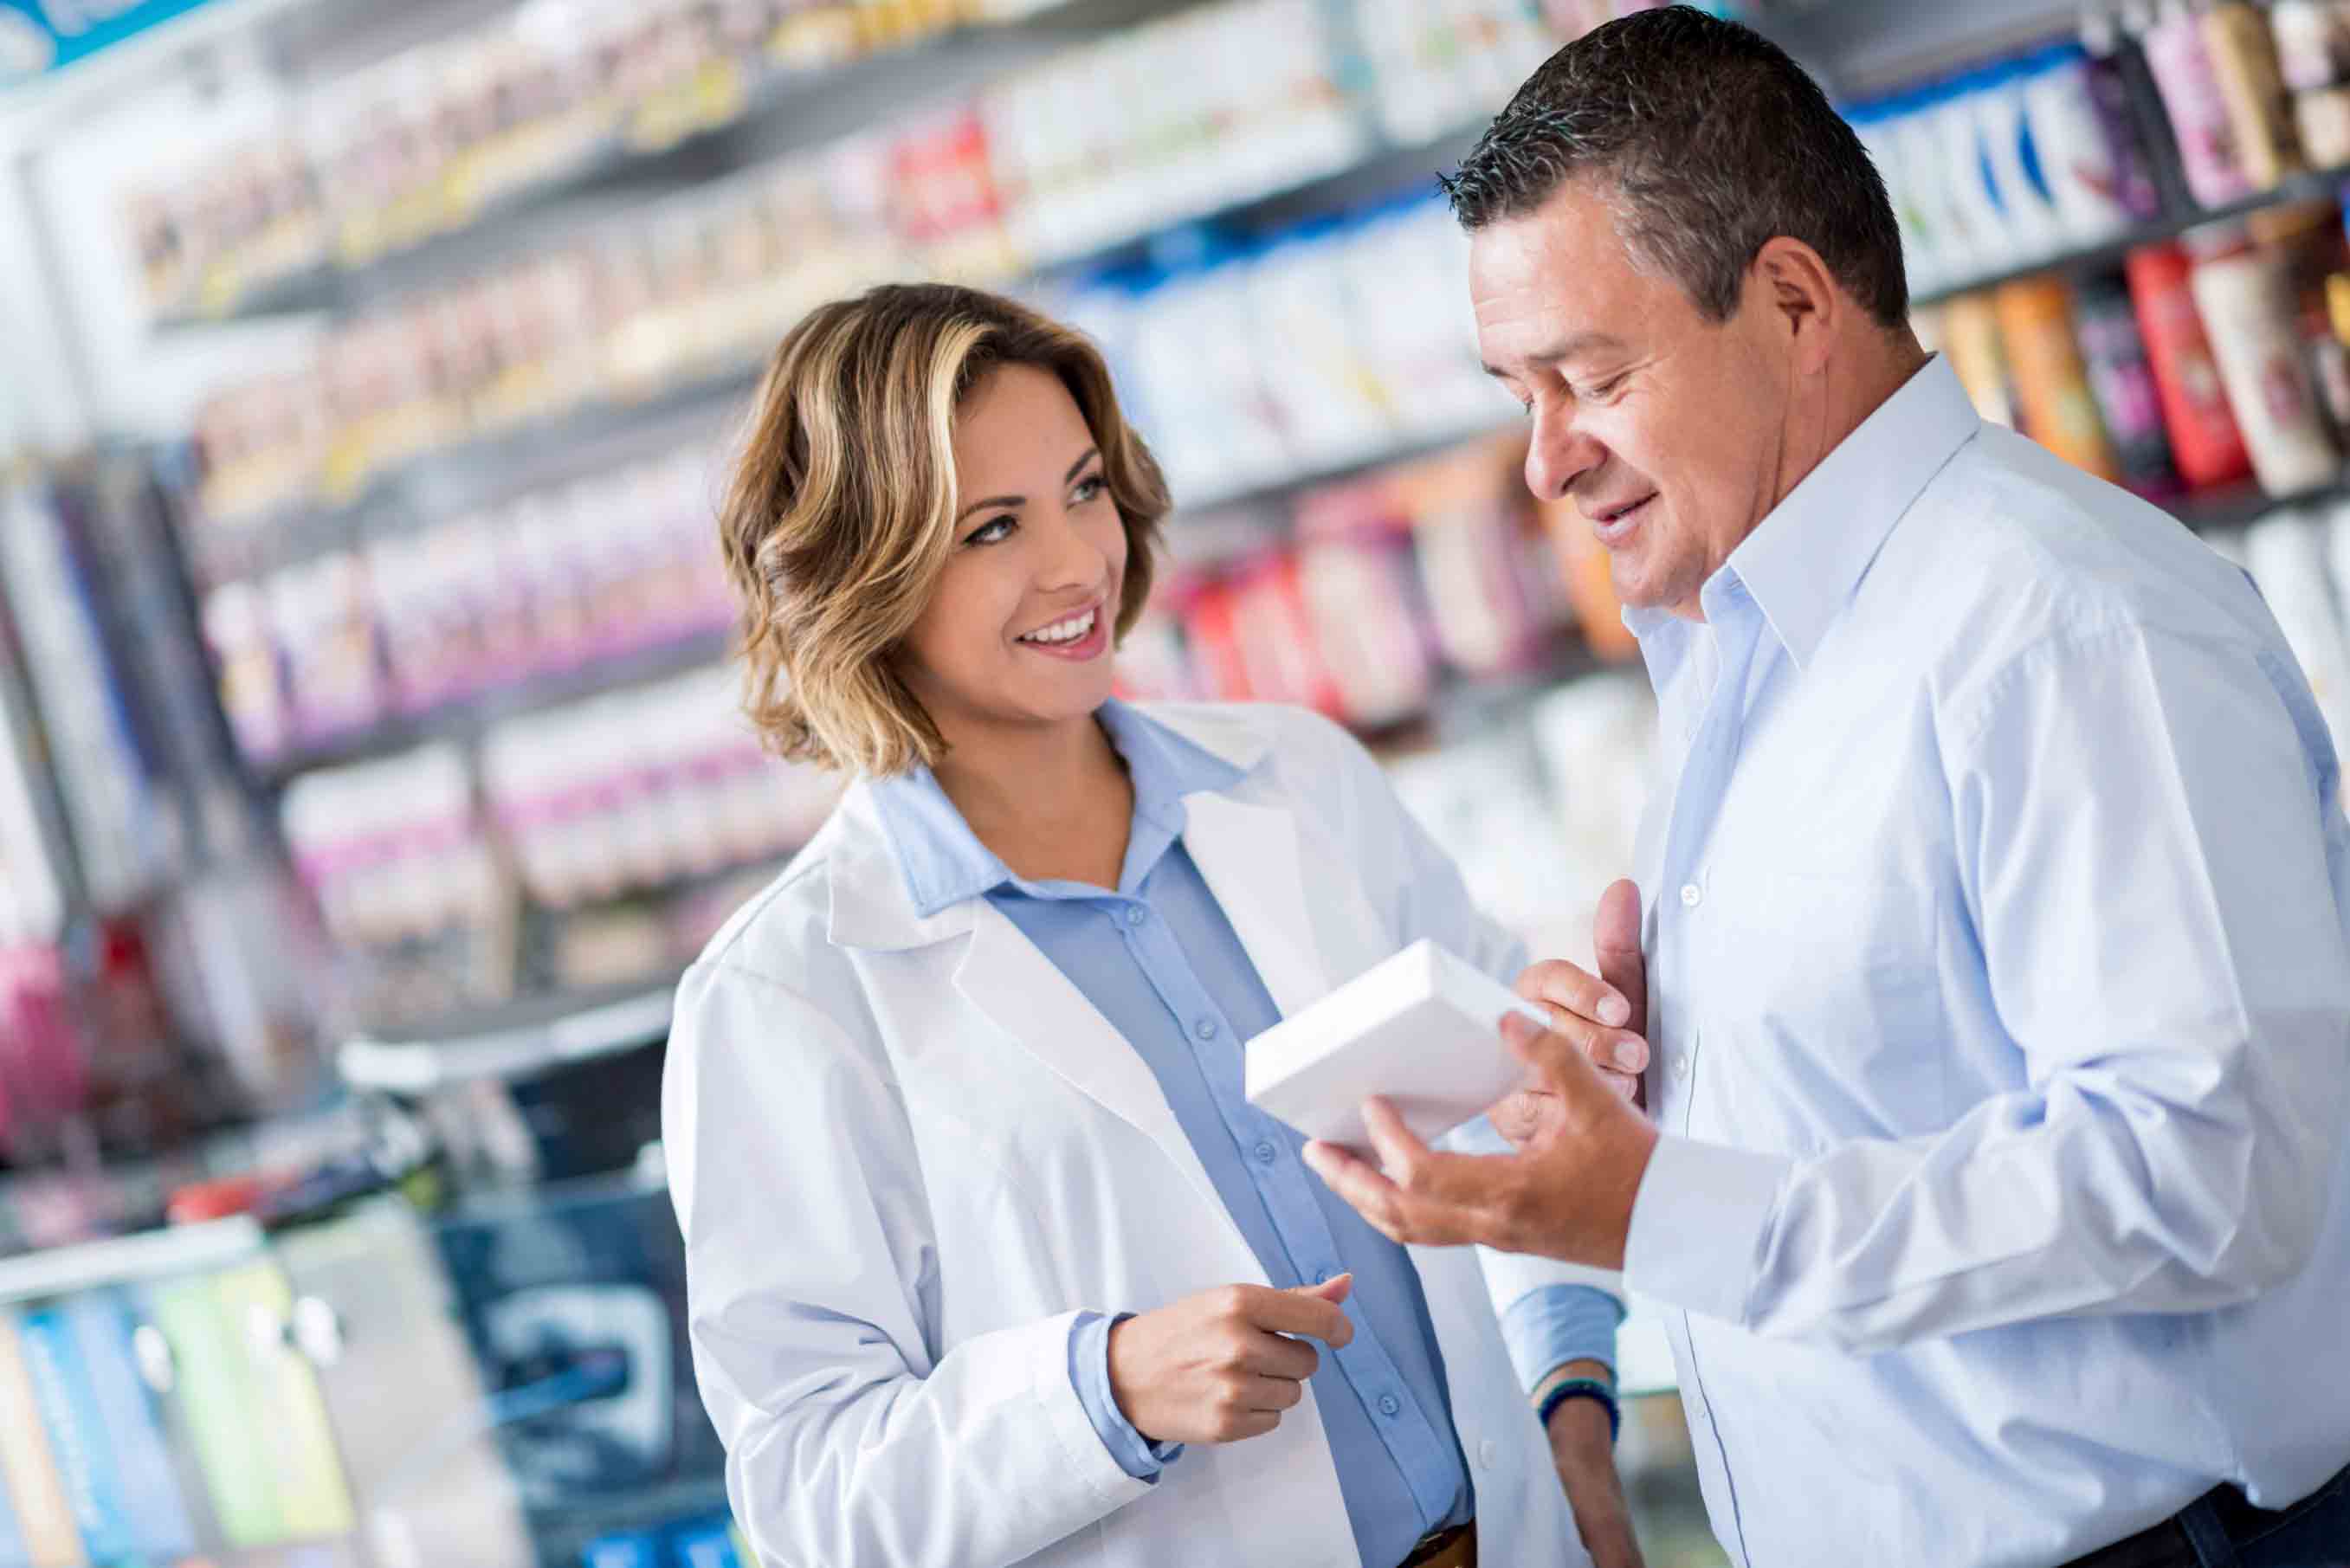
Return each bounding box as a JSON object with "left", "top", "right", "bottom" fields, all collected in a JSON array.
[{"left": 662, "top": 701, "right": 1611, "bottom": 1568}]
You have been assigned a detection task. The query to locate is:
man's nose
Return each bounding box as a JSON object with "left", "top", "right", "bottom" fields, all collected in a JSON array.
[{"left": 1526, "top": 412, "right": 1607, "bottom": 504}]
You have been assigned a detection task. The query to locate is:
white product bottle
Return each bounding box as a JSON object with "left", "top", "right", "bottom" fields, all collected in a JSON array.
[
  {"left": 2188, "top": 239, "right": 2347, "bottom": 494},
  {"left": 1976, "top": 63, "right": 2067, "bottom": 263},
  {"left": 2022, "top": 46, "right": 2140, "bottom": 243},
  {"left": 2246, "top": 512, "right": 2350, "bottom": 757},
  {"left": 2143, "top": 0, "right": 2259, "bottom": 206},
  {"left": 1851, "top": 101, "right": 1946, "bottom": 296},
  {"left": 1940, "top": 78, "right": 2025, "bottom": 274},
  {"left": 2328, "top": 498, "right": 2350, "bottom": 625},
  {"left": 2272, "top": 0, "right": 2350, "bottom": 91},
  {"left": 1898, "top": 92, "right": 1991, "bottom": 283}
]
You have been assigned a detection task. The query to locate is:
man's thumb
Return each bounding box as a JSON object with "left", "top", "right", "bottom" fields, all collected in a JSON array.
[{"left": 1595, "top": 880, "right": 1643, "bottom": 965}]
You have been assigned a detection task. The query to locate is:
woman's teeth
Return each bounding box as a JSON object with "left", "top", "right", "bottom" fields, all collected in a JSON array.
[{"left": 1019, "top": 609, "right": 1097, "bottom": 645}]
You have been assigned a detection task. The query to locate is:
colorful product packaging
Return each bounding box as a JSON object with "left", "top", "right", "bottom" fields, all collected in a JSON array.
[
  {"left": 2126, "top": 242, "right": 2257, "bottom": 487},
  {"left": 1994, "top": 277, "right": 2123, "bottom": 481}
]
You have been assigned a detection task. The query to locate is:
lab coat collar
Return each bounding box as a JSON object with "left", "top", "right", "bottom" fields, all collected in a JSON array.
[
  {"left": 863, "top": 700, "right": 1249, "bottom": 919},
  {"left": 825, "top": 701, "right": 1276, "bottom": 952},
  {"left": 824, "top": 701, "right": 1307, "bottom": 1225}
]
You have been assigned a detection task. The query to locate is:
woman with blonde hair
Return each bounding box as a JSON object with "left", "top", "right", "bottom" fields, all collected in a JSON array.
[{"left": 662, "top": 282, "right": 1637, "bottom": 1568}]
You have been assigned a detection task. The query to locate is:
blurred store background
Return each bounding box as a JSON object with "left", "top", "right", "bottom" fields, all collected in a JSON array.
[{"left": 2, "top": 0, "right": 2349, "bottom": 1562}]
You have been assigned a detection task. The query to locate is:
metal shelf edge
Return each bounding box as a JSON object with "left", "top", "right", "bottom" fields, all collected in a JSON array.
[
  {"left": 338, "top": 978, "right": 682, "bottom": 1094},
  {"left": 0, "top": 1215, "right": 268, "bottom": 1304}
]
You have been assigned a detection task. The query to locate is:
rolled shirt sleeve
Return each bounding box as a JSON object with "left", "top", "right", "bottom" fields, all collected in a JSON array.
[{"left": 1068, "top": 1312, "right": 1183, "bottom": 1481}]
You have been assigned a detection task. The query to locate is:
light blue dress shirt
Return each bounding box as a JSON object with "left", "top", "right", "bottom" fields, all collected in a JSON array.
[
  {"left": 1618, "top": 357, "right": 2350, "bottom": 1567},
  {"left": 871, "top": 700, "right": 1617, "bottom": 1568}
]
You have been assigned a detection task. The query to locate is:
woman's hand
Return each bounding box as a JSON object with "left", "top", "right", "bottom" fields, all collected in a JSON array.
[{"left": 1107, "top": 1275, "right": 1355, "bottom": 1445}]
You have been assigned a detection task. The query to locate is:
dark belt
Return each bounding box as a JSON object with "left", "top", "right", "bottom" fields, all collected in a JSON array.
[
  {"left": 2064, "top": 1461, "right": 2350, "bottom": 1568},
  {"left": 1399, "top": 1521, "right": 1475, "bottom": 1568}
]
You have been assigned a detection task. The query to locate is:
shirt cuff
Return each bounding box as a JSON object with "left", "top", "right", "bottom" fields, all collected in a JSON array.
[
  {"left": 1501, "top": 1283, "right": 1624, "bottom": 1391},
  {"left": 1068, "top": 1311, "right": 1182, "bottom": 1481},
  {"left": 1623, "top": 1132, "right": 1792, "bottom": 1328}
]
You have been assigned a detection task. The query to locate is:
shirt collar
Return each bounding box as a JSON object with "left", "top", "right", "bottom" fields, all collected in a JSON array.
[
  {"left": 868, "top": 699, "right": 1246, "bottom": 918},
  {"left": 1622, "top": 355, "right": 1979, "bottom": 671}
]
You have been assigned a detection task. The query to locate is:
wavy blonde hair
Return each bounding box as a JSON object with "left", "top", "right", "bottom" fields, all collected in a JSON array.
[{"left": 719, "top": 284, "right": 1171, "bottom": 777}]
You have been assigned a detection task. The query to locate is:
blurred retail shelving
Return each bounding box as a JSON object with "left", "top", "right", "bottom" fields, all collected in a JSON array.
[
  {"left": 4, "top": 2, "right": 2350, "bottom": 1563},
  {"left": 2, "top": 0, "right": 2349, "bottom": 1168}
]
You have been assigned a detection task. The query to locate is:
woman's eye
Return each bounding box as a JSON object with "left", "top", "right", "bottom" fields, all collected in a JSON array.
[
  {"left": 1584, "top": 373, "right": 1629, "bottom": 402},
  {"left": 967, "top": 516, "right": 1016, "bottom": 545},
  {"left": 1071, "top": 474, "right": 1107, "bottom": 504}
]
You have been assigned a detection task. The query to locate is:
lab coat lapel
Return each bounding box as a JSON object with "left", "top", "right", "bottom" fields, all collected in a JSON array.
[
  {"left": 1179, "top": 790, "right": 1337, "bottom": 1021},
  {"left": 952, "top": 901, "right": 1237, "bottom": 1226}
]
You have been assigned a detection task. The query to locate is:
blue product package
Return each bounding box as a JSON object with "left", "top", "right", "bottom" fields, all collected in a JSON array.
[
  {"left": 16, "top": 1305, "right": 134, "bottom": 1565},
  {"left": 667, "top": 1514, "right": 741, "bottom": 1568},
  {"left": 63, "top": 1290, "right": 196, "bottom": 1560},
  {"left": 580, "top": 1529, "right": 662, "bottom": 1568}
]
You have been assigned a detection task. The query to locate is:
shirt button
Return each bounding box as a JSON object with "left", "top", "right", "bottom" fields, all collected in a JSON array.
[
  {"left": 1378, "top": 1393, "right": 1402, "bottom": 1418},
  {"left": 1195, "top": 1017, "right": 1219, "bottom": 1041},
  {"left": 1672, "top": 1054, "right": 1692, "bottom": 1081},
  {"left": 1123, "top": 906, "right": 1146, "bottom": 927},
  {"left": 1314, "top": 1266, "right": 1337, "bottom": 1285},
  {"left": 1478, "top": 1438, "right": 1500, "bottom": 1470},
  {"left": 1680, "top": 882, "right": 1702, "bottom": 908},
  {"left": 1254, "top": 1139, "right": 1278, "bottom": 1164}
]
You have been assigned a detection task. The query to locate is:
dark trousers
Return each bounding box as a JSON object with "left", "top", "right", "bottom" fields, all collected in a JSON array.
[{"left": 2067, "top": 1463, "right": 2350, "bottom": 1568}]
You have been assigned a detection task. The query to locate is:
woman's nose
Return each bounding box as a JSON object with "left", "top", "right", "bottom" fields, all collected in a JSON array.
[{"left": 1036, "top": 507, "right": 1111, "bottom": 590}]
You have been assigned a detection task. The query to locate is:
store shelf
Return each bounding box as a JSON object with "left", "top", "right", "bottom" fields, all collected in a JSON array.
[
  {"left": 1913, "top": 161, "right": 2350, "bottom": 308},
  {"left": 2168, "top": 475, "right": 2349, "bottom": 532},
  {"left": 0, "top": 1215, "right": 264, "bottom": 1305},
  {"left": 1181, "top": 413, "right": 1517, "bottom": 519},
  {"left": 150, "top": 0, "right": 1215, "bottom": 330},
  {"left": 253, "top": 625, "right": 733, "bottom": 784},
  {"left": 1413, "top": 641, "right": 1613, "bottom": 744},
  {"left": 324, "top": 642, "right": 1622, "bottom": 1088},
  {"left": 191, "top": 362, "right": 767, "bottom": 589},
  {"left": 191, "top": 117, "right": 1497, "bottom": 583},
  {"left": 338, "top": 970, "right": 686, "bottom": 1094}
]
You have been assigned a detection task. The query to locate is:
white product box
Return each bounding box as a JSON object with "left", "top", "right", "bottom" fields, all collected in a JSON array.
[{"left": 1245, "top": 939, "right": 1552, "bottom": 1151}]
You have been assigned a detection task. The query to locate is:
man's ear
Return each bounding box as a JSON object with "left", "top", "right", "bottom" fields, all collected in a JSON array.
[{"left": 1750, "top": 236, "right": 1842, "bottom": 376}]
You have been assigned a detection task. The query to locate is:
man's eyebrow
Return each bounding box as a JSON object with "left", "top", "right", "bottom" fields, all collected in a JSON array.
[{"left": 1482, "top": 331, "right": 1626, "bottom": 378}]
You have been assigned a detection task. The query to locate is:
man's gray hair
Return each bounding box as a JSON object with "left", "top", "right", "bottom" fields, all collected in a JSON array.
[{"left": 1441, "top": 6, "right": 1909, "bottom": 329}]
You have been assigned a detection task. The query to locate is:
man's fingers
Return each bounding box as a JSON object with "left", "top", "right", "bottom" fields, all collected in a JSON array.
[
  {"left": 1593, "top": 880, "right": 1648, "bottom": 1033},
  {"left": 1516, "top": 958, "right": 1632, "bottom": 1030},
  {"left": 1540, "top": 1004, "right": 1649, "bottom": 1075},
  {"left": 1302, "top": 1139, "right": 1411, "bottom": 1240},
  {"left": 1303, "top": 1131, "right": 1480, "bottom": 1247},
  {"left": 1357, "top": 1100, "right": 1507, "bottom": 1246},
  {"left": 1503, "top": 1013, "right": 1619, "bottom": 1107},
  {"left": 1242, "top": 1284, "right": 1356, "bottom": 1348}
]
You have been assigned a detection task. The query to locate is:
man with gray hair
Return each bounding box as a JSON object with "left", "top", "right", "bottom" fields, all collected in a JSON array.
[{"left": 1306, "top": 8, "right": 2350, "bottom": 1566}]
